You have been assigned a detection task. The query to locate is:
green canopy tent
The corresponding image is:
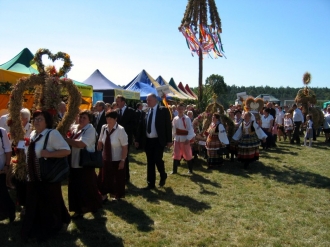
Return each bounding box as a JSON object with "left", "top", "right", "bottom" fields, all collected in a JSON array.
[
  {"left": 323, "top": 101, "right": 330, "bottom": 109},
  {"left": 0, "top": 48, "right": 93, "bottom": 109}
]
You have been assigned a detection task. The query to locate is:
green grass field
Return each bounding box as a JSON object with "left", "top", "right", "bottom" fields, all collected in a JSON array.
[{"left": 1, "top": 136, "right": 330, "bottom": 247}]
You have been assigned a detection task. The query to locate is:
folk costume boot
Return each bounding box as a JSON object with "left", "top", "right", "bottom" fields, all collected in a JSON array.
[
  {"left": 171, "top": 160, "right": 180, "bottom": 174},
  {"left": 187, "top": 160, "right": 193, "bottom": 174}
]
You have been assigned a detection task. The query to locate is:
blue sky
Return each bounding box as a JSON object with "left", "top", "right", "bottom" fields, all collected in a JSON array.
[{"left": 0, "top": 0, "right": 329, "bottom": 89}]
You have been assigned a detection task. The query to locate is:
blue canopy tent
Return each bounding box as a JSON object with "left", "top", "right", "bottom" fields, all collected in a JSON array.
[{"left": 125, "top": 81, "right": 160, "bottom": 100}]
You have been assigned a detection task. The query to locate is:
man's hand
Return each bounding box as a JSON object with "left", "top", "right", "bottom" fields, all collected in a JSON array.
[
  {"left": 134, "top": 142, "right": 139, "bottom": 148},
  {"left": 167, "top": 142, "right": 173, "bottom": 148}
]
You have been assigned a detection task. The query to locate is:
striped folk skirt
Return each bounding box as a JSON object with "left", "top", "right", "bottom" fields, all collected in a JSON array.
[
  {"left": 206, "top": 134, "right": 223, "bottom": 165},
  {"left": 237, "top": 134, "right": 260, "bottom": 163}
]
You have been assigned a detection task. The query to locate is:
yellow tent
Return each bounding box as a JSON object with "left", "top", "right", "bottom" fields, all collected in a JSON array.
[{"left": 0, "top": 68, "right": 93, "bottom": 110}]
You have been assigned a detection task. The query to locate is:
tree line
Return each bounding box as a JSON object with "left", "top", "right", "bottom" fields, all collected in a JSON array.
[{"left": 191, "top": 74, "right": 330, "bottom": 110}]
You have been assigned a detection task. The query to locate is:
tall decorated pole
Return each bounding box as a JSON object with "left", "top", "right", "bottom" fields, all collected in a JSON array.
[{"left": 179, "top": 0, "right": 225, "bottom": 108}]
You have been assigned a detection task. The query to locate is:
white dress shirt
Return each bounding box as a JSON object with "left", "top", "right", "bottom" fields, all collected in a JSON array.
[
  {"left": 293, "top": 108, "right": 304, "bottom": 123},
  {"left": 146, "top": 105, "right": 158, "bottom": 138}
]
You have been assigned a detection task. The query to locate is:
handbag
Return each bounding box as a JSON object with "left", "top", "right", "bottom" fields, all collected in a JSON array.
[
  {"left": 39, "top": 130, "right": 70, "bottom": 183},
  {"left": 79, "top": 148, "right": 103, "bottom": 168}
]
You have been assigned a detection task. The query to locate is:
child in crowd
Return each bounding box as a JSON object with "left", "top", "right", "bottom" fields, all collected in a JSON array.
[
  {"left": 302, "top": 114, "right": 313, "bottom": 147},
  {"left": 284, "top": 113, "right": 293, "bottom": 141}
]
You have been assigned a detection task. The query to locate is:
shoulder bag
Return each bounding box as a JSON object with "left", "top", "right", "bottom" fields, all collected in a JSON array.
[
  {"left": 39, "top": 130, "right": 70, "bottom": 183},
  {"left": 79, "top": 127, "right": 103, "bottom": 168}
]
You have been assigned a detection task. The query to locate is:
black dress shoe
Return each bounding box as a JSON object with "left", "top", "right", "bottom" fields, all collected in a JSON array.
[
  {"left": 142, "top": 185, "right": 155, "bottom": 190},
  {"left": 159, "top": 173, "right": 167, "bottom": 187},
  {"left": 71, "top": 213, "right": 83, "bottom": 219}
]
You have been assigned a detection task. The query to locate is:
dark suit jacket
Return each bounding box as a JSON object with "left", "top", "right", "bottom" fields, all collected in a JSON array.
[
  {"left": 93, "top": 111, "right": 107, "bottom": 136},
  {"left": 117, "top": 107, "right": 136, "bottom": 144},
  {"left": 135, "top": 105, "right": 172, "bottom": 149},
  {"left": 135, "top": 110, "right": 146, "bottom": 128}
]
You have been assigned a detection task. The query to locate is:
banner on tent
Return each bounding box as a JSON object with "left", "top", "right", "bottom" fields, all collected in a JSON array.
[
  {"left": 114, "top": 89, "right": 140, "bottom": 100},
  {"left": 74, "top": 85, "right": 93, "bottom": 97},
  {"left": 93, "top": 92, "right": 103, "bottom": 105}
]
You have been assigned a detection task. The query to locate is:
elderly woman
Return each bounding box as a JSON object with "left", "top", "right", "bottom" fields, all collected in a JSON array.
[
  {"left": 97, "top": 111, "right": 128, "bottom": 202},
  {"left": 21, "top": 110, "right": 71, "bottom": 241},
  {"left": 0, "top": 127, "right": 15, "bottom": 222},
  {"left": 232, "top": 112, "right": 267, "bottom": 169},
  {"left": 65, "top": 110, "right": 102, "bottom": 218},
  {"left": 13, "top": 108, "right": 32, "bottom": 216},
  {"left": 205, "top": 113, "right": 229, "bottom": 169},
  {"left": 20, "top": 108, "right": 32, "bottom": 138}
]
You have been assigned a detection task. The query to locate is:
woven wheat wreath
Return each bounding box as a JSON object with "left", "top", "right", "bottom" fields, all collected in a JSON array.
[{"left": 8, "top": 48, "right": 81, "bottom": 180}]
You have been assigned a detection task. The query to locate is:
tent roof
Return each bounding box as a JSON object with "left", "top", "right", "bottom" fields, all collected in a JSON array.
[
  {"left": 184, "top": 84, "right": 198, "bottom": 98},
  {"left": 178, "top": 82, "right": 195, "bottom": 98},
  {"left": 125, "top": 69, "right": 161, "bottom": 89},
  {"left": 125, "top": 81, "right": 159, "bottom": 100},
  {"left": 0, "top": 48, "right": 39, "bottom": 74},
  {"left": 156, "top": 76, "right": 194, "bottom": 100},
  {"left": 323, "top": 101, "right": 330, "bottom": 109},
  {"left": 82, "top": 69, "right": 122, "bottom": 90},
  {"left": 255, "top": 94, "right": 280, "bottom": 102},
  {"left": 168, "top": 78, "right": 195, "bottom": 100}
]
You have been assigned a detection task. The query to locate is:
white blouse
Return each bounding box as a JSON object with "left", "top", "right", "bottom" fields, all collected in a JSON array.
[
  {"left": 98, "top": 124, "right": 128, "bottom": 161},
  {"left": 70, "top": 124, "right": 96, "bottom": 169},
  {"left": 232, "top": 121, "right": 267, "bottom": 141},
  {"left": 261, "top": 115, "right": 274, "bottom": 128},
  {"left": 24, "top": 122, "right": 32, "bottom": 138},
  {"left": 27, "top": 129, "right": 70, "bottom": 159},
  {"left": 0, "top": 128, "right": 12, "bottom": 170}
]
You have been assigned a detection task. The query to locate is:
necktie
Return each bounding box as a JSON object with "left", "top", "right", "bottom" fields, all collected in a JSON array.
[
  {"left": 147, "top": 108, "right": 153, "bottom": 134},
  {"left": 118, "top": 109, "right": 122, "bottom": 122},
  {"left": 27, "top": 134, "right": 43, "bottom": 181},
  {"left": 96, "top": 113, "right": 100, "bottom": 125},
  {"left": 103, "top": 128, "right": 115, "bottom": 161},
  {"left": 182, "top": 117, "right": 186, "bottom": 129}
]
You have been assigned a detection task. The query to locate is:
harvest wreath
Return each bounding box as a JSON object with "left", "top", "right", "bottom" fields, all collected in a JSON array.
[{"left": 8, "top": 48, "right": 81, "bottom": 180}]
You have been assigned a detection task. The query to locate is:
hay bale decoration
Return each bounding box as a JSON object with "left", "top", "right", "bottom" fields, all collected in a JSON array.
[
  {"left": 8, "top": 48, "right": 81, "bottom": 180},
  {"left": 295, "top": 72, "right": 316, "bottom": 105}
]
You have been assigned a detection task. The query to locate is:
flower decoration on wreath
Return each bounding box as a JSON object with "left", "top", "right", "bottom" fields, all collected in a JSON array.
[{"left": 7, "top": 48, "right": 81, "bottom": 181}]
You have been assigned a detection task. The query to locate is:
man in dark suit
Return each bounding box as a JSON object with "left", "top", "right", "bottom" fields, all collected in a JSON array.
[
  {"left": 93, "top": 101, "right": 107, "bottom": 136},
  {"left": 135, "top": 93, "right": 173, "bottom": 190},
  {"left": 135, "top": 103, "right": 145, "bottom": 138},
  {"left": 115, "top": 95, "right": 136, "bottom": 183}
]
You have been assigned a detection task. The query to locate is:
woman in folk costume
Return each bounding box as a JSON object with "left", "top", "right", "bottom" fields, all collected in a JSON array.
[
  {"left": 229, "top": 110, "right": 243, "bottom": 161},
  {"left": 171, "top": 103, "right": 195, "bottom": 174},
  {"left": 232, "top": 112, "right": 267, "bottom": 169},
  {"left": 205, "top": 113, "right": 229, "bottom": 169}
]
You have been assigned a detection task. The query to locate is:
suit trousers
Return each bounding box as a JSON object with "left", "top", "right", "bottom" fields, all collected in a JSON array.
[
  {"left": 291, "top": 121, "right": 302, "bottom": 144},
  {"left": 145, "top": 137, "right": 166, "bottom": 187}
]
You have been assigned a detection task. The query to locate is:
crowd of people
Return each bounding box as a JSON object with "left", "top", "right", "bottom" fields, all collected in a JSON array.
[{"left": 0, "top": 94, "right": 330, "bottom": 242}]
